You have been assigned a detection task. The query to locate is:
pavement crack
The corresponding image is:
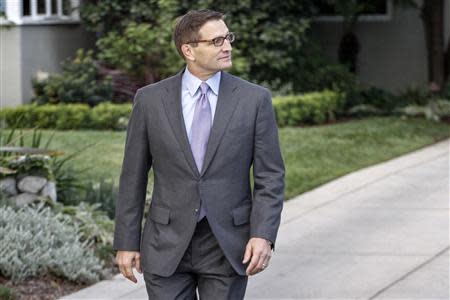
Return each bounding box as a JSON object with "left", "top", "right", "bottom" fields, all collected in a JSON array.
[{"left": 366, "top": 245, "right": 450, "bottom": 300}]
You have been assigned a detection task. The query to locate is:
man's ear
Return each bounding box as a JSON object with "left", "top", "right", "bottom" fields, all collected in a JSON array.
[{"left": 181, "top": 44, "right": 195, "bottom": 62}]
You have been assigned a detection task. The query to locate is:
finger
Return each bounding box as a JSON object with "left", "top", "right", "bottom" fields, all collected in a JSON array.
[
  {"left": 124, "top": 259, "right": 137, "bottom": 283},
  {"left": 254, "top": 252, "right": 269, "bottom": 274},
  {"left": 242, "top": 243, "right": 252, "bottom": 264},
  {"left": 260, "top": 252, "right": 271, "bottom": 271},
  {"left": 135, "top": 254, "right": 142, "bottom": 274},
  {"left": 116, "top": 256, "right": 127, "bottom": 278},
  {"left": 246, "top": 251, "right": 262, "bottom": 276}
]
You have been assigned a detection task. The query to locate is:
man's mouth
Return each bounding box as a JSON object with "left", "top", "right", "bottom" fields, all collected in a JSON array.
[{"left": 219, "top": 56, "right": 231, "bottom": 60}]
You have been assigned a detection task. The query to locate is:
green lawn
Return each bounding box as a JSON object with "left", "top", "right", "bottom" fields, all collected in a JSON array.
[{"left": 5, "top": 116, "right": 449, "bottom": 200}]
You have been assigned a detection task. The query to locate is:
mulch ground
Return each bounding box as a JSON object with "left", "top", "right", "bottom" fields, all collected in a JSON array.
[{"left": 0, "top": 265, "right": 119, "bottom": 300}]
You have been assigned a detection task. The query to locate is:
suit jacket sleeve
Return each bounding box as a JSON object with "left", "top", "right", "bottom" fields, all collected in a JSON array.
[
  {"left": 113, "top": 88, "right": 152, "bottom": 251},
  {"left": 250, "top": 88, "right": 285, "bottom": 251}
]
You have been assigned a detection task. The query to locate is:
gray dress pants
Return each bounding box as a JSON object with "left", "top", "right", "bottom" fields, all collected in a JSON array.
[{"left": 143, "top": 217, "right": 248, "bottom": 300}]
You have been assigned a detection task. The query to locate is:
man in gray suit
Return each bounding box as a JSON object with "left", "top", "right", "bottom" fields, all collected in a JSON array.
[{"left": 113, "top": 9, "right": 285, "bottom": 299}]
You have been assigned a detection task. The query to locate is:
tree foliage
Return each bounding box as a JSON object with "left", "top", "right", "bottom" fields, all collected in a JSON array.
[{"left": 80, "top": 0, "right": 322, "bottom": 91}]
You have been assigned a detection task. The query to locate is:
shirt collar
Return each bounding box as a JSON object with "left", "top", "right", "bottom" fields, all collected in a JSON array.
[{"left": 182, "top": 66, "right": 221, "bottom": 97}]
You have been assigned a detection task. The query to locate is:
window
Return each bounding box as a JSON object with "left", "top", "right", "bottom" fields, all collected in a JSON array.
[
  {"left": 23, "top": 0, "right": 31, "bottom": 16},
  {"left": 1, "top": 0, "right": 79, "bottom": 24},
  {"left": 0, "top": 0, "right": 5, "bottom": 15},
  {"left": 312, "top": 0, "right": 392, "bottom": 22},
  {"left": 37, "top": 0, "right": 45, "bottom": 15},
  {"left": 51, "top": 0, "right": 57, "bottom": 14}
]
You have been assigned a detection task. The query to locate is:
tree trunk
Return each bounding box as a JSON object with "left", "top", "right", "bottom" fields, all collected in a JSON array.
[
  {"left": 420, "top": 0, "right": 445, "bottom": 89},
  {"left": 445, "top": 37, "right": 450, "bottom": 83}
]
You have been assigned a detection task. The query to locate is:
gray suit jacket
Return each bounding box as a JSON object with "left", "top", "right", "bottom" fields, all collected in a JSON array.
[{"left": 113, "top": 69, "right": 285, "bottom": 277}]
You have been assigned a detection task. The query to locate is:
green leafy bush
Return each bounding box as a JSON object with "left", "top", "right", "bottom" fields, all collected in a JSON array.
[
  {"left": 90, "top": 102, "right": 132, "bottom": 130},
  {"left": 32, "top": 49, "right": 113, "bottom": 106},
  {"left": 55, "top": 202, "right": 114, "bottom": 247},
  {"left": 443, "top": 80, "right": 450, "bottom": 100},
  {"left": 343, "top": 86, "right": 402, "bottom": 115},
  {"left": 0, "top": 103, "right": 131, "bottom": 130},
  {"left": 82, "top": 178, "right": 118, "bottom": 219},
  {"left": 273, "top": 90, "right": 345, "bottom": 126},
  {"left": 296, "top": 61, "right": 360, "bottom": 95},
  {"left": 397, "top": 85, "right": 432, "bottom": 106},
  {"left": 0, "top": 286, "right": 15, "bottom": 300},
  {"left": 393, "top": 99, "right": 450, "bottom": 122},
  {"left": 3, "top": 91, "right": 345, "bottom": 129},
  {"left": 0, "top": 204, "right": 104, "bottom": 283}
]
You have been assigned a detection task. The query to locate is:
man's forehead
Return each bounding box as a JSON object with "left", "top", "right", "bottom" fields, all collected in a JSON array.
[{"left": 198, "top": 20, "right": 229, "bottom": 38}]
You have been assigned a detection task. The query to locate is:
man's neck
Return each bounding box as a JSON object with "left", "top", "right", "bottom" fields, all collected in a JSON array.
[{"left": 186, "top": 64, "right": 219, "bottom": 81}]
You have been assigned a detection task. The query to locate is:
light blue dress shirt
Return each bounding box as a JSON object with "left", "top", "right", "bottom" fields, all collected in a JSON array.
[{"left": 181, "top": 66, "right": 221, "bottom": 143}]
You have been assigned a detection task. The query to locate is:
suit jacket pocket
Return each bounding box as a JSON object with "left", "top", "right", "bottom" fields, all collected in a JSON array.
[
  {"left": 149, "top": 205, "right": 170, "bottom": 225},
  {"left": 232, "top": 203, "right": 252, "bottom": 226}
]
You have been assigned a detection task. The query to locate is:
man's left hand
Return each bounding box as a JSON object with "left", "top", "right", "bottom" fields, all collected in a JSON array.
[{"left": 242, "top": 237, "right": 272, "bottom": 276}]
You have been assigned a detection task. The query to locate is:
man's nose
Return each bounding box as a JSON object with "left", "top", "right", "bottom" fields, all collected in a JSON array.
[{"left": 222, "top": 38, "right": 232, "bottom": 51}]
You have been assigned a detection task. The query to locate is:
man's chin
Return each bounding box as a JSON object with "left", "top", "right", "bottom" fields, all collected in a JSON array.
[{"left": 219, "top": 61, "right": 233, "bottom": 70}]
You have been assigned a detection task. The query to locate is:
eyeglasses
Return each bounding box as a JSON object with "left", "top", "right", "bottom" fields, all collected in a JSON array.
[{"left": 188, "top": 32, "right": 235, "bottom": 47}]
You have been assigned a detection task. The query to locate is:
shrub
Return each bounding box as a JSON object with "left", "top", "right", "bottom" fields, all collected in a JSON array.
[
  {"left": 82, "top": 178, "right": 118, "bottom": 219},
  {"left": 341, "top": 85, "right": 419, "bottom": 117},
  {"left": 55, "top": 202, "right": 114, "bottom": 247},
  {"left": 31, "top": 49, "right": 113, "bottom": 106},
  {"left": 0, "top": 103, "right": 131, "bottom": 130},
  {"left": 0, "top": 204, "right": 104, "bottom": 283},
  {"left": 273, "top": 90, "right": 345, "bottom": 126},
  {"left": 300, "top": 63, "right": 360, "bottom": 95},
  {"left": 443, "top": 80, "right": 450, "bottom": 100},
  {"left": 0, "top": 286, "right": 15, "bottom": 300},
  {"left": 397, "top": 85, "right": 432, "bottom": 106},
  {"left": 90, "top": 102, "right": 132, "bottom": 130}
]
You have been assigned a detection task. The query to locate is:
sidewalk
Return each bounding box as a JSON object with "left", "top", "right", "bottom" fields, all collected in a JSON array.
[{"left": 61, "top": 139, "right": 449, "bottom": 300}]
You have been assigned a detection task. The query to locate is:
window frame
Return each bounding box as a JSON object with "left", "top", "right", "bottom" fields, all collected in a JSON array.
[
  {"left": 1, "top": 0, "right": 80, "bottom": 25},
  {"left": 311, "top": 0, "right": 393, "bottom": 22}
]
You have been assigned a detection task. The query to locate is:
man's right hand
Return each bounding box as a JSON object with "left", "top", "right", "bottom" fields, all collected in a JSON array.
[{"left": 115, "top": 251, "right": 142, "bottom": 283}]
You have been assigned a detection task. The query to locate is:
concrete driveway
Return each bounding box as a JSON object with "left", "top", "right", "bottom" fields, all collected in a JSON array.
[{"left": 61, "top": 138, "right": 449, "bottom": 300}]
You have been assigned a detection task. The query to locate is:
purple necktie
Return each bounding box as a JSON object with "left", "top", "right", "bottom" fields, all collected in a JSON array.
[{"left": 189, "top": 82, "right": 211, "bottom": 222}]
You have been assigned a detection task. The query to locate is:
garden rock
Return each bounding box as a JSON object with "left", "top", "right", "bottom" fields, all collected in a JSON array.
[
  {"left": 41, "top": 181, "right": 57, "bottom": 202},
  {"left": 0, "top": 177, "right": 18, "bottom": 195},
  {"left": 17, "top": 176, "right": 47, "bottom": 193},
  {"left": 9, "top": 193, "right": 40, "bottom": 207}
]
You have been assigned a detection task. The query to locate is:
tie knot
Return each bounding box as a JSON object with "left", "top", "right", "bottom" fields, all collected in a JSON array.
[{"left": 200, "top": 82, "right": 209, "bottom": 95}]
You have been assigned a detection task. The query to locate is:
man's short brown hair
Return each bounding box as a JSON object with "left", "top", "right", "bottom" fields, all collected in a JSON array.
[{"left": 173, "top": 9, "right": 225, "bottom": 59}]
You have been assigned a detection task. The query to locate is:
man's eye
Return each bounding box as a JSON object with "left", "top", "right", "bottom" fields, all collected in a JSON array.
[{"left": 214, "top": 37, "right": 224, "bottom": 45}]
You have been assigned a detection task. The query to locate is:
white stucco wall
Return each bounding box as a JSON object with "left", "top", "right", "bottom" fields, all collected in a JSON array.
[{"left": 309, "top": 0, "right": 429, "bottom": 94}]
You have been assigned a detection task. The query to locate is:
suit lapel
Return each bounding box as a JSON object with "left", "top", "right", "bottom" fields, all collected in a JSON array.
[
  {"left": 161, "top": 70, "right": 239, "bottom": 179},
  {"left": 200, "top": 72, "right": 239, "bottom": 177},
  {"left": 161, "top": 69, "right": 201, "bottom": 178}
]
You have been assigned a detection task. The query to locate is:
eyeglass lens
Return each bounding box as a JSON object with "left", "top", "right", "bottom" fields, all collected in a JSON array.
[{"left": 214, "top": 33, "right": 235, "bottom": 46}]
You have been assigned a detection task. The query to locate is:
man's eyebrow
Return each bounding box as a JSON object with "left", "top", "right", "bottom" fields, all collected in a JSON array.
[{"left": 211, "top": 31, "right": 230, "bottom": 39}]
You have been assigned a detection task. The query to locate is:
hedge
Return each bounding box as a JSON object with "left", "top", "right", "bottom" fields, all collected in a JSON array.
[
  {"left": 0, "top": 102, "right": 131, "bottom": 130},
  {"left": 0, "top": 90, "right": 344, "bottom": 130}
]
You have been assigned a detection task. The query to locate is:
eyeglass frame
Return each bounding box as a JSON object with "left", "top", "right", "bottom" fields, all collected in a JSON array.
[{"left": 187, "top": 32, "right": 235, "bottom": 47}]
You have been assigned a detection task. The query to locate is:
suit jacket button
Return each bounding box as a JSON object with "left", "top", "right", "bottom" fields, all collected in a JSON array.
[{"left": 194, "top": 208, "right": 199, "bottom": 212}]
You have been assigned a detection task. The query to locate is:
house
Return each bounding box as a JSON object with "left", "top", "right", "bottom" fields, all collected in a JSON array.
[
  {"left": 309, "top": 0, "right": 450, "bottom": 94},
  {"left": 0, "top": 0, "right": 95, "bottom": 108},
  {"left": 0, "top": 0, "right": 449, "bottom": 108}
]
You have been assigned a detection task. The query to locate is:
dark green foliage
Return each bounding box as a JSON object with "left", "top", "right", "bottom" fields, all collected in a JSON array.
[
  {"left": 273, "top": 90, "right": 345, "bottom": 126},
  {"left": 79, "top": 0, "right": 321, "bottom": 91},
  {"left": 31, "top": 49, "right": 113, "bottom": 106},
  {"left": 443, "top": 80, "right": 450, "bottom": 99},
  {"left": 0, "top": 286, "right": 15, "bottom": 300},
  {"left": 0, "top": 103, "right": 131, "bottom": 130},
  {"left": 398, "top": 85, "right": 433, "bottom": 106},
  {"left": 180, "top": 0, "right": 317, "bottom": 91}
]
